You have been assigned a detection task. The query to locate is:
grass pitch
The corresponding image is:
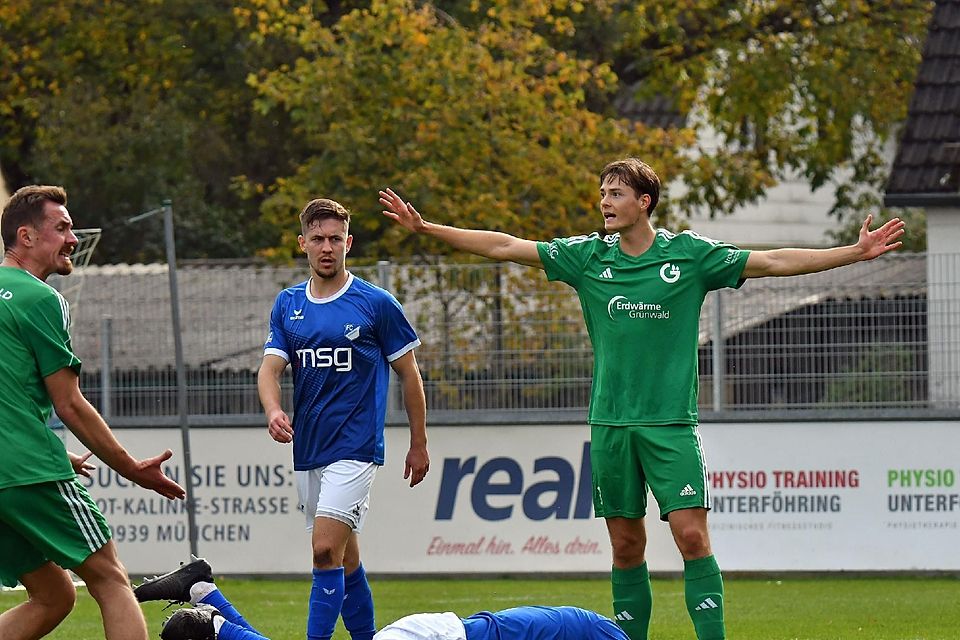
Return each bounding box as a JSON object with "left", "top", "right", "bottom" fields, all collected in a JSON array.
[{"left": 2, "top": 575, "right": 957, "bottom": 639}]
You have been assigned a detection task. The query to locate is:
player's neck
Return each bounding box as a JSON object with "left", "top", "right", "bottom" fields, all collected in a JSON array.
[
  {"left": 617, "top": 218, "right": 657, "bottom": 257},
  {"left": 1, "top": 253, "right": 47, "bottom": 281},
  {"left": 309, "top": 270, "right": 350, "bottom": 299}
]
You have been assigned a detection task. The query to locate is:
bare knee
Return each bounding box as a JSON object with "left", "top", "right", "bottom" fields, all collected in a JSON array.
[
  {"left": 607, "top": 520, "right": 647, "bottom": 568},
  {"left": 312, "top": 543, "right": 342, "bottom": 569},
  {"left": 672, "top": 523, "right": 711, "bottom": 558},
  {"left": 28, "top": 573, "right": 77, "bottom": 623},
  {"left": 310, "top": 518, "right": 351, "bottom": 570},
  {"left": 73, "top": 545, "right": 134, "bottom": 603}
]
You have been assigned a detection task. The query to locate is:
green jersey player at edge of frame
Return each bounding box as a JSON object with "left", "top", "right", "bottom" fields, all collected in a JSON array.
[{"left": 0, "top": 185, "right": 186, "bottom": 640}]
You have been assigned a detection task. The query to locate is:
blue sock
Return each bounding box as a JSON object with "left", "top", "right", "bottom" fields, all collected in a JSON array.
[
  {"left": 341, "top": 564, "right": 375, "bottom": 640},
  {"left": 217, "top": 619, "right": 270, "bottom": 640},
  {"left": 199, "top": 587, "right": 262, "bottom": 634},
  {"left": 308, "top": 567, "right": 345, "bottom": 640}
]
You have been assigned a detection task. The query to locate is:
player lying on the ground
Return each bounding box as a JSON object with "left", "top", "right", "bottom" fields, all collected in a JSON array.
[{"left": 134, "top": 557, "right": 629, "bottom": 640}]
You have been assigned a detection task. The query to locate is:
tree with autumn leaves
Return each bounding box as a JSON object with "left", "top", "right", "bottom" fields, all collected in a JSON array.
[{"left": 0, "top": 0, "right": 931, "bottom": 262}]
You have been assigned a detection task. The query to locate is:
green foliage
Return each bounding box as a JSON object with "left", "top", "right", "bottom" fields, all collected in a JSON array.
[
  {"left": 0, "top": 1, "right": 291, "bottom": 261},
  {"left": 244, "top": 0, "right": 687, "bottom": 260},
  {"left": 827, "top": 207, "right": 927, "bottom": 252},
  {"left": 0, "top": 0, "right": 933, "bottom": 261}
]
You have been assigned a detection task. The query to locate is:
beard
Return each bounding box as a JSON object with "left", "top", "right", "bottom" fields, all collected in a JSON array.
[
  {"left": 311, "top": 257, "right": 343, "bottom": 279},
  {"left": 55, "top": 257, "right": 74, "bottom": 276}
]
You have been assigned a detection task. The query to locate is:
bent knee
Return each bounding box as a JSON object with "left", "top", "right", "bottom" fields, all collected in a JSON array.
[
  {"left": 673, "top": 526, "right": 711, "bottom": 557},
  {"left": 609, "top": 535, "right": 646, "bottom": 567},
  {"left": 29, "top": 578, "right": 77, "bottom": 620},
  {"left": 312, "top": 546, "right": 342, "bottom": 569}
]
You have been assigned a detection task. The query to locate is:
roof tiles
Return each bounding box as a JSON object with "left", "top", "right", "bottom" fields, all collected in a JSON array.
[{"left": 885, "top": 0, "right": 960, "bottom": 204}]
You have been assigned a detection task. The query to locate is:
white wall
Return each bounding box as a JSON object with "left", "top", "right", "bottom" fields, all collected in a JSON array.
[
  {"left": 926, "top": 206, "right": 960, "bottom": 407},
  {"left": 683, "top": 177, "right": 837, "bottom": 249}
]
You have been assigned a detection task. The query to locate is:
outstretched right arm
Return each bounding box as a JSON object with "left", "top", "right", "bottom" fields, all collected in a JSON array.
[{"left": 379, "top": 188, "right": 543, "bottom": 269}]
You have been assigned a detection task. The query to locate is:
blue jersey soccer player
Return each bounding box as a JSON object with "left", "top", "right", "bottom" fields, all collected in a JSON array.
[
  {"left": 257, "top": 198, "right": 429, "bottom": 640},
  {"left": 142, "top": 559, "right": 628, "bottom": 640}
]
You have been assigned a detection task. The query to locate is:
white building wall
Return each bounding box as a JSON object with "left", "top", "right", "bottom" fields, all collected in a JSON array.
[
  {"left": 683, "top": 177, "right": 837, "bottom": 249},
  {"left": 926, "top": 206, "right": 960, "bottom": 407}
]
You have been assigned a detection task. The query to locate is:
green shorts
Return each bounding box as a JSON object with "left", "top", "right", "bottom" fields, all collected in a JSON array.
[
  {"left": 0, "top": 479, "right": 111, "bottom": 587},
  {"left": 591, "top": 424, "right": 710, "bottom": 521}
]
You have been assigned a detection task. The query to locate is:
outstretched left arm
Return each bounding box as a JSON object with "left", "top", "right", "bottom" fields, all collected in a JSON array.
[{"left": 742, "top": 214, "right": 905, "bottom": 279}]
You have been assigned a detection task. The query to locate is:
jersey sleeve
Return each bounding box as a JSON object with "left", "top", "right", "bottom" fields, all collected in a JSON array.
[
  {"left": 696, "top": 238, "right": 751, "bottom": 291},
  {"left": 537, "top": 235, "right": 594, "bottom": 287},
  {"left": 263, "top": 293, "right": 290, "bottom": 362},
  {"left": 375, "top": 292, "right": 420, "bottom": 362},
  {"left": 23, "top": 292, "right": 81, "bottom": 377}
]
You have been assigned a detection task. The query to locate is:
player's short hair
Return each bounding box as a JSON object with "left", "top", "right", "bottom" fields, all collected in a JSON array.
[
  {"left": 300, "top": 198, "right": 350, "bottom": 233},
  {"left": 1, "top": 185, "right": 67, "bottom": 251},
  {"left": 600, "top": 158, "right": 661, "bottom": 216}
]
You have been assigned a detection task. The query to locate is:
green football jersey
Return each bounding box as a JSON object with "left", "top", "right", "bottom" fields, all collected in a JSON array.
[
  {"left": 537, "top": 229, "right": 750, "bottom": 426},
  {"left": 0, "top": 266, "right": 80, "bottom": 489}
]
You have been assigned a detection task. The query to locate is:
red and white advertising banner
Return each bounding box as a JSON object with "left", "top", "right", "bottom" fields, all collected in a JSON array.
[{"left": 66, "top": 421, "right": 959, "bottom": 575}]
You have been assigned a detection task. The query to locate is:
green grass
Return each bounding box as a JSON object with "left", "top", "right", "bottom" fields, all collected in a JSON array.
[{"left": 3, "top": 576, "right": 958, "bottom": 639}]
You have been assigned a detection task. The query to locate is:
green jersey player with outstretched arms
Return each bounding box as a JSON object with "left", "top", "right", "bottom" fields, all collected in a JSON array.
[{"left": 379, "top": 158, "right": 905, "bottom": 640}]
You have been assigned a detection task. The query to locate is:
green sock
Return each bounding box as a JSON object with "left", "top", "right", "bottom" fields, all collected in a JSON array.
[
  {"left": 611, "top": 563, "right": 652, "bottom": 640},
  {"left": 684, "top": 555, "right": 725, "bottom": 640}
]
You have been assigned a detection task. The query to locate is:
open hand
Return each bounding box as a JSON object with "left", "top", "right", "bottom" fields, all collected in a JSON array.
[
  {"left": 380, "top": 188, "right": 427, "bottom": 233},
  {"left": 131, "top": 449, "right": 186, "bottom": 500},
  {"left": 858, "top": 214, "right": 905, "bottom": 260}
]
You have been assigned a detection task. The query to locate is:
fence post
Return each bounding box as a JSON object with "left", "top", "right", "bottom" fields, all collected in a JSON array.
[
  {"left": 163, "top": 200, "right": 200, "bottom": 559},
  {"left": 100, "top": 316, "right": 112, "bottom": 419},
  {"left": 712, "top": 290, "right": 725, "bottom": 412}
]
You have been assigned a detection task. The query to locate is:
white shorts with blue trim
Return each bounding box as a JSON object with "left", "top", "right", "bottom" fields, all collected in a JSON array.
[{"left": 295, "top": 460, "right": 378, "bottom": 531}]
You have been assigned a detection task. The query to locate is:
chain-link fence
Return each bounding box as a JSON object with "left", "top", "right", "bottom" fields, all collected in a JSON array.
[{"left": 63, "top": 252, "right": 960, "bottom": 424}]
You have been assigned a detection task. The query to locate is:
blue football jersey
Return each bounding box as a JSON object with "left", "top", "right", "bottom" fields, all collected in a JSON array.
[
  {"left": 461, "top": 606, "right": 628, "bottom": 640},
  {"left": 263, "top": 273, "right": 420, "bottom": 469}
]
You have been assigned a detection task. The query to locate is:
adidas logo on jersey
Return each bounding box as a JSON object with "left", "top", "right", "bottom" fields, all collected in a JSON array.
[
  {"left": 679, "top": 484, "right": 697, "bottom": 497},
  {"left": 694, "top": 598, "right": 719, "bottom": 611},
  {"left": 615, "top": 610, "right": 635, "bottom": 621},
  {"left": 598, "top": 267, "right": 614, "bottom": 279}
]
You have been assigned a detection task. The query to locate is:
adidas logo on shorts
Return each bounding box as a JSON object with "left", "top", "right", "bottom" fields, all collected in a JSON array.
[{"left": 679, "top": 484, "right": 697, "bottom": 497}]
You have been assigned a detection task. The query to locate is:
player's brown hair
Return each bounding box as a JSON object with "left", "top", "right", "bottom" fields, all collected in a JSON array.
[
  {"left": 299, "top": 198, "right": 350, "bottom": 233},
  {"left": 600, "top": 158, "right": 661, "bottom": 216},
  {"left": 2, "top": 185, "right": 67, "bottom": 251}
]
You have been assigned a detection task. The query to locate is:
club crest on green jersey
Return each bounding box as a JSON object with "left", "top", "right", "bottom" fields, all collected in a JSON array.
[{"left": 659, "top": 263, "right": 681, "bottom": 283}]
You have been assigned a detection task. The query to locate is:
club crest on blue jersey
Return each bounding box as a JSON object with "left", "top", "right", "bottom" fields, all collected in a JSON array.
[{"left": 344, "top": 323, "right": 361, "bottom": 341}]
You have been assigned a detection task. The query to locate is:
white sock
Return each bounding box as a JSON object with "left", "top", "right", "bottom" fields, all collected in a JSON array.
[
  {"left": 189, "top": 581, "right": 217, "bottom": 604},
  {"left": 212, "top": 614, "right": 225, "bottom": 637}
]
